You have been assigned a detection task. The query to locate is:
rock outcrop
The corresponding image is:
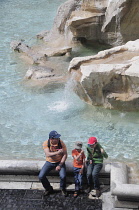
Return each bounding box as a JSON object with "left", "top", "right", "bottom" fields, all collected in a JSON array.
[
  {"left": 10, "top": 40, "right": 47, "bottom": 65},
  {"left": 47, "top": 0, "right": 139, "bottom": 47},
  {"left": 67, "top": 0, "right": 107, "bottom": 44},
  {"left": 68, "top": 40, "right": 139, "bottom": 111},
  {"left": 25, "top": 66, "right": 55, "bottom": 80},
  {"left": 10, "top": 41, "right": 72, "bottom": 64},
  {"left": 102, "top": 0, "right": 139, "bottom": 45},
  {"left": 42, "top": 0, "right": 81, "bottom": 47}
]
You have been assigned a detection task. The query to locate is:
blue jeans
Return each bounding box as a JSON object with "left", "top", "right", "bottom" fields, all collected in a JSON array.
[
  {"left": 73, "top": 167, "right": 83, "bottom": 191},
  {"left": 86, "top": 162, "right": 103, "bottom": 190},
  {"left": 38, "top": 161, "right": 66, "bottom": 190}
]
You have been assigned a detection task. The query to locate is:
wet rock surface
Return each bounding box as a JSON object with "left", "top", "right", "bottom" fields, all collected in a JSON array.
[
  {"left": 0, "top": 189, "right": 102, "bottom": 210},
  {"left": 25, "top": 66, "right": 55, "bottom": 80}
]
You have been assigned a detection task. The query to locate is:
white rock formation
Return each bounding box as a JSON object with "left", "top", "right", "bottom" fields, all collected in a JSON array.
[
  {"left": 68, "top": 40, "right": 139, "bottom": 111},
  {"left": 60, "top": 0, "right": 139, "bottom": 46},
  {"left": 25, "top": 66, "right": 55, "bottom": 80},
  {"left": 43, "top": 0, "right": 81, "bottom": 47},
  {"left": 102, "top": 0, "right": 139, "bottom": 45}
]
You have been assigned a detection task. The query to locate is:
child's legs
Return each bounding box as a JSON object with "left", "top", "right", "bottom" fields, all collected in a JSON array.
[
  {"left": 92, "top": 163, "right": 103, "bottom": 190},
  {"left": 73, "top": 167, "right": 81, "bottom": 191},
  {"left": 78, "top": 173, "right": 83, "bottom": 190},
  {"left": 86, "top": 162, "right": 93, "bottom": 186}
]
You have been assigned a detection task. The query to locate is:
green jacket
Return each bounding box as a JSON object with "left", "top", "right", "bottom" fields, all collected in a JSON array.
[{"left": 86, "top": 143, "right": 108, "bottom": 164}]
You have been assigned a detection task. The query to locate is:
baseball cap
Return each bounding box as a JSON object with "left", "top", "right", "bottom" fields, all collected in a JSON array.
[
  {"left": 75, "top": 141, "right": 82, "bottom": 149},
  {"left": 49, "top": 130, "right": 61, "bottom": 139},
  {"left": 88, "top": 137, "right": 97, "bottom": 145}
]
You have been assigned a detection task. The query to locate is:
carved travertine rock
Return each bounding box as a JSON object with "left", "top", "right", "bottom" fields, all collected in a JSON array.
[
  {"left": 43, "top": 0, "right": 81, "bottom": 46},
  {"left": 69, "top": 40, "right": 139, "bottom": 111},
  {"left": 102, "top": 0, "right": 139, "bottom": 45},
  {"left": 25, "top": 66, "right": 55, "bottom": 80},
  {"left": 64, "top": 0, "right": 139, "bottom": 46}
]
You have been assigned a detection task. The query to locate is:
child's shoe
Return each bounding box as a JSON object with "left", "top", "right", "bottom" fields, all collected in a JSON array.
[{"left": 73, "top": 191, "right": 79, "bottom": 198}]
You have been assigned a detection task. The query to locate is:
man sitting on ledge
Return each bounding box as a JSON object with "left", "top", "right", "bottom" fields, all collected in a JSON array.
[{"left": 39, "top": 130, "right": 68, "bottom": 197}]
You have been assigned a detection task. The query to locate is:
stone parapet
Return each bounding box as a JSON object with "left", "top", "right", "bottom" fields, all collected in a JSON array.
[
  {"left": 110, "top": 162, "right": 139, "bottom": 209},
  {"left": 0, "top": 160, "right": 111, "bottom": 176}
]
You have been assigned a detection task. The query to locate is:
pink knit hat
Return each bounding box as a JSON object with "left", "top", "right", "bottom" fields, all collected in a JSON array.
[{"left": 88, "top": 137, "right": 97, "bottom": 145}]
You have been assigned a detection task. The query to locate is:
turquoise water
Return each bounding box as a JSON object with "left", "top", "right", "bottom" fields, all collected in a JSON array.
[{"left": 0, "top": 0, "right": 139, "bottom": 164}]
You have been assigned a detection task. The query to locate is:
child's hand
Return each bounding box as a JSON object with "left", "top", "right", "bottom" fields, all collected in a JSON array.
[
  {"left": 90, "top": 160, "right": 93, "bottom": 164},
  {"left": 81, "top": 150, "right": 84, "bottom": 154},
  {"left": 100, "top": 148, "right": 104, "bottom": 154},
  {"left": 79, "top": 168, "right": 83, "bottom": 174}
]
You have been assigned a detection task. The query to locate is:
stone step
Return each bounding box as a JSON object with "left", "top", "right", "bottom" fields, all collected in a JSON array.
[
  {"left": 0, "top": 175, "right": 110, "bottom": 185},
  {"left": 0, "top": 181, "right": 75, "bottom": 190}
]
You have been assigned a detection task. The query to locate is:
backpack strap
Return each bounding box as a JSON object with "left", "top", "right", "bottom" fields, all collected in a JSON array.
[
  {"left": 58, "top": 140, "right": 62, "bottom": 149},
  {"left": 87, "top": 147, "right": 93, "bottom": 154},
  {"left": 48, "top": 139, "right": 50, "bottom": 148},
  {"left": 87, "top": 147, "right": 93, "bottom": 160}
]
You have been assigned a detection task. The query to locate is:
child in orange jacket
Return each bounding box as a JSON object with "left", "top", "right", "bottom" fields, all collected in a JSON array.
[{"left": 72, "top": 141, "right": 86, "bottom": 198}]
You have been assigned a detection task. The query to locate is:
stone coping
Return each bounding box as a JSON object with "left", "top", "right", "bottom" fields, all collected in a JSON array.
[
  {"left": 111, "top": 162, "right": 139, "bottom": 202},
  {"left": 0, "top": 160, "right": 111, "bottom": 176},
  {"left": 0, "top": 160, "right": 139, "bottom": 203}
]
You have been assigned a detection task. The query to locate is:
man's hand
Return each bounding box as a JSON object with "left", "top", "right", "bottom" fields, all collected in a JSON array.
[
  {"left": 55, "top": 165, "right": 61, "bottom": 171},
  {"left": 57, "top": 149, "right": 63, "bottom": 154}
]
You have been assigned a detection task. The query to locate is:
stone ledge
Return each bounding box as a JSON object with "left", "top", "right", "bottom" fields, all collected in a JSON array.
[
  {"left": 0, "top": 160, "right": 111, "bottom": 176},
  {"left": 0, "top": 181, "right": 75, "bottom": 191},
  {"left": 111, "top": 162, "right": 139, "bottom": 208},
  {"left": 114, "top": 196, "right": 139, "bottom": 209}
]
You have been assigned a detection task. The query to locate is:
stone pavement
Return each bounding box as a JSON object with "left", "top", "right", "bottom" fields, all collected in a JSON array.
[{"left": 0, "top": 189, "right": 103, "bottom": 210}]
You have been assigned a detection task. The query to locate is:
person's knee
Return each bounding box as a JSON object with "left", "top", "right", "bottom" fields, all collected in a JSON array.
[
  {"left": 38, "top": 173, "right": 42, "bottom": 181},
  {"left": 60, "top": 174, "right": 66, "bottom": 180},
  {"left": 87, "top": 172, "right": 91, "bottom": 178},
  {"left": 92, "top": 172, "right": 98, "bottom": 179},
  {"left": 38, "top": 172, "right": 45, "bottom": 181}
]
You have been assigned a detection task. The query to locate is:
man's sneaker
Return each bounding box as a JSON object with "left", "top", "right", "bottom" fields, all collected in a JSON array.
[
  {"left": 44, "top": 186, "right": 53, "bottom": 196},
  {"left": 90, "top": 189, "right": 96, "bottom": 196},
  {"left": 96, "top": 189, "right": 101, "bottom": 198},
  {"left": 61, "top": 189, "right": 68, "bottom": 197},
  {"left": 90, "top": 189, "right": 101, "bottom": 198}
]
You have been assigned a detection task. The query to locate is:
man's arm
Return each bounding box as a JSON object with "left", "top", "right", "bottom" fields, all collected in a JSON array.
[
  {"left": 44, "top": 147, "right": 63, "bottom": 157},
  {"left": 55, "top": 150, "right": 67, "bottom": 171},
  {"left": 59, "top": 150, "right": 67, "bottom": 166}
]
